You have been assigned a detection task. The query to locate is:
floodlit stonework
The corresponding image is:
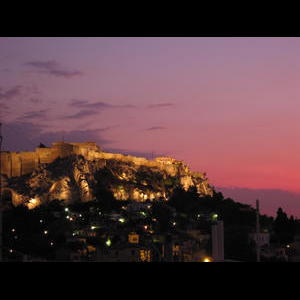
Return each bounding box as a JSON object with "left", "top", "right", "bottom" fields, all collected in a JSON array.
[{"left": 0, "top": 141, "right": 214, "bottom": 208}]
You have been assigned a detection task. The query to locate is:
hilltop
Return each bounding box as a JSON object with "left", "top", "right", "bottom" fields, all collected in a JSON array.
[{"left": 1, "top": 143, "right": 213, "bottom": 209}]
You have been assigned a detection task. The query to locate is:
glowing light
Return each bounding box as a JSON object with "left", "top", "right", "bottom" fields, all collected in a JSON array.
[
  {"left": 91, "top": 226, "right": 96, "bottom": 230},
  {"left": 40, "top": 219, "right": 43, "bottom": 223},
  {"left": 212, "top": 214, "right": 218, "bottom": 220},
  {"left": 50, "top": 242, "right": 54, "bottom": 246},
  {"left": 11, "top": 229, "right": 15, "bottom": 232},
  {"left": 27, "top": 198, "right": 39, "bottom": 209},
  {"left": 66, "top": 216, "right": 70, "bottom": 219},
  {"left": 287, "top": 245, "right": 290, "bottom": 248},
  {"left": 144, "top": 225, "right": 148, "bottom": 230},
  {"left": 30, "top": 198, "right": 37, "bottom": 204},
  {"left": 65, "top": 208, "right": 69, "bottom": 212},
  {"left": 203, "top": 257, "right": 212, "bottom": 262},
  {"left": 79, "top": 214, "right": 82, "bottom": 217},
  {"left": 173, "top": 222, "right": 176, "bottom": 226},
  {"left": 106, "top": 238, "right": 112, "bottom": 247},
  {"left": 119, "top": 218, "right": 125, "bottom": 223},
  {"left": 44, "top": 230, "right": 48, "bottom": 235},
  {"left": 9, "top": 249, "right": 13, "bottom": 253}
]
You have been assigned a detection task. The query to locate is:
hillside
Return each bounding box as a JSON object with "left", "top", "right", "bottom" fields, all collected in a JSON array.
[{"left": 3, "top": 153, "right": 214, "bottom": 209}]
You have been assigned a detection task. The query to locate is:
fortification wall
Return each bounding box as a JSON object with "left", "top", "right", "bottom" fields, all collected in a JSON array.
[
  {"left": 0, "top": 141, "right": 186, "bottom": 179},
  {"left": 19, "top": 152, "right": 37, "bottom": 175},
  {"left": 1, "top": 152, "right": 12, "bottom": 177}
]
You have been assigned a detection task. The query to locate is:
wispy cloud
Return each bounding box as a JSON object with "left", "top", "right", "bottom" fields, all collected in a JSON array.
[
  {"left": 17, "top": 109, "right": 48, "bottom": 121},
  {"left": 0, "top": 85, "right": 23, "bottom": 100},
  {"left": 64, "top": 110, "right": 99, "bottom": 119},
  {"left": 147, "top": 102, "right": 174, "bottom": 109},
  {"left": 2, "top": 122, "right": 114, "bottom": 152},
  {"left": 69, "top": 99, "right": 136, "bottom": 110},
  {"left": 146, "top": 126, "right": 166, "bottom": 131},
  {"left": 25, "top": 60, "right": 83, "bottom": 78}
]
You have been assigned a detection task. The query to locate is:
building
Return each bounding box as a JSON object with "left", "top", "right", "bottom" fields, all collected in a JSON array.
[
  {"left": 96, "top": 244, "right": 152, "bottom": 262},
  {"left": 249, "top": 232, "right": 270, "bottom": 247}
]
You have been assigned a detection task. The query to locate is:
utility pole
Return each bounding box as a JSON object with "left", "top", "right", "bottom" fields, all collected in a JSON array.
[
  {"left": 256, "top": 199, "right": 260, "bottom": 262},
  {"left": 0, "top": 122, "right": 3, "bottom": 261}
]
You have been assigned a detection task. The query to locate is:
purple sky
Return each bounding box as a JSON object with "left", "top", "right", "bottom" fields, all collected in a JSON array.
[{"left": 1, "top": 37, "right": 300, "bottom": 217}]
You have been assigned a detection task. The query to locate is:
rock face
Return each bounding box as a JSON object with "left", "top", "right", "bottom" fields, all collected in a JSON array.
[{"left": 0, "top": 143, "right": 214, "bottom": 209}]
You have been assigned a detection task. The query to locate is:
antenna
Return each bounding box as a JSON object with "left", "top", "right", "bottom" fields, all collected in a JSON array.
[{"left": 256, "top": 199, "right": 260, "bottom": 262}]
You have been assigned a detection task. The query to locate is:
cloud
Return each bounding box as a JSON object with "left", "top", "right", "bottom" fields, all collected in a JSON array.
[
  {"left": 146, "top": 126, "right": 166, "bottom": 131},
  {"left": 69, "top": 99, "right": 136, "bottom": 110},
  {"left": 25, "top": 60, "right": 83, "bottom": 78},
  {"left": 147, "top": 102, "right": 174, "bottom": 109},
  {"left": 1, "top": 122, "right": 114, "bottom": 152},
  {"left": 1, "top": 68, "right": 10, "bottom": 72},
  {"left": 17, "top": 109, "right": 48, "bottom": 121},
  {"left": 0, "top": 85, "right": 23, "bottom": 100},
  {"left": 63, "top": 110, "right": 99, "bottom": 119},
  {"left": 29, "top": 98, "right": 43, "bottom": 104}
]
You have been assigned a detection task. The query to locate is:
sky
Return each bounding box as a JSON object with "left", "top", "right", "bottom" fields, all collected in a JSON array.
[{"left": 1, "top": 37, "right": 300, "bottom": 217}]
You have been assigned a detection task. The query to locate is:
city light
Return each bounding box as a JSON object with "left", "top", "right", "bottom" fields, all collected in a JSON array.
[
  {"left": 40, "top": 219, "right": 43, "bottom": 223},
  {"left": 11, "top": 228, "right": 15, "bottom": 232},
  {"left": 65, "top": 208, "right": 69, "bottom": 212},
  {"left": 119, "top": 218, "right": 125, "bottom": 223},
  {"left": 44, "top": 230, "right": 48, "bottom": 235},
  {"left": 203, "top": 257, "right": 212, "bottom": 262},
  {"left": 91, "top": 226, "right": 96, "bottom": 230},
  {"left": 212, "top": 213, "right": 218, "bottom": 220},
  {"left": 106, "top": 238, "right": 112, "bottom": 247}
]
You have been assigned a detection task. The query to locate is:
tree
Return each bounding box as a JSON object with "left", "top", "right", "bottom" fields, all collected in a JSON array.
[{"left": 273, "top": 208, "right": 294, "bottom": 245}]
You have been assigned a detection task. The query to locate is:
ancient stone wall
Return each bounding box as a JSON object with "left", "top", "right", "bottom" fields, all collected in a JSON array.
[
  {"left": 0, "top": 142, "right": 103, "bottom": 178},
  {"left": 0, "top": 141, "right": 198, "bottom": 181}
]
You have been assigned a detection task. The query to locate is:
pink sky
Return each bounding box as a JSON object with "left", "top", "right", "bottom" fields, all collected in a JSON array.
[{"left": 1, "top": 37, "right": 300, "bottom": 216}]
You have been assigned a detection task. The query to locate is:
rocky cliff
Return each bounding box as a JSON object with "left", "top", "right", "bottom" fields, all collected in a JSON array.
[{"left": 1, "top": 152, "right": 214, "bottom": 209}]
